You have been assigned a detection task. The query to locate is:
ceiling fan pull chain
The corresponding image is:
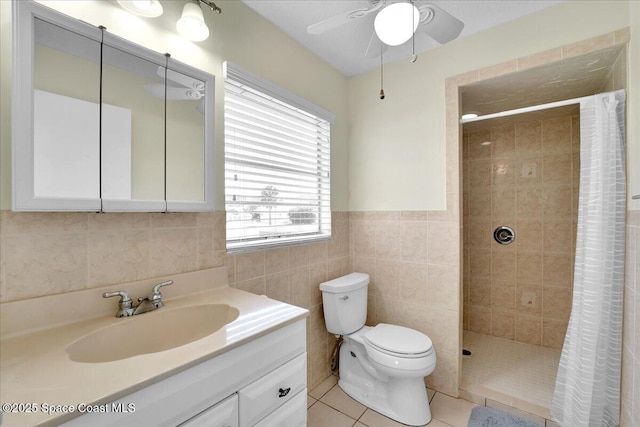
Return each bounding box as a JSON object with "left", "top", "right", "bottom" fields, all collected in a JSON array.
[
  {"left": 410, "top": 1, "right": 418, "bottom": 63},
  {"left": 379, "top": 50, "right": 385, "bottom": 100}
]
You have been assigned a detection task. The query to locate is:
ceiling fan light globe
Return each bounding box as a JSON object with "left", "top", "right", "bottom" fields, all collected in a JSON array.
[
  {"left": 374, "top": 2, "right": 419, "bottom": 46},
  {"left": 177, "top": 1, "right": 210, "bottom": 41}
]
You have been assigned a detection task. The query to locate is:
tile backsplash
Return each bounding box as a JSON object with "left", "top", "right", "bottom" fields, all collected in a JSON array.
[
  {"left": 0, "top": 210, "right": 349, "bottom": 391},
  {"left": 463, "top": 113, "right": 580, "bottom": 348},
  {"left": 0, "top": 211, "right": 226, "bottom": 301}
]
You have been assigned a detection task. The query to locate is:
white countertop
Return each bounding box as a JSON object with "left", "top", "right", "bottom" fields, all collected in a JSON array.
[{"left": 0, "top": 286, "right": 308, "bottom": 426}]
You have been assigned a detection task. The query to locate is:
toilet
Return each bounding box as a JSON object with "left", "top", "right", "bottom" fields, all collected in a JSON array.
[{"left": 320, "top": 272, "right": 437, "bottom": 426}]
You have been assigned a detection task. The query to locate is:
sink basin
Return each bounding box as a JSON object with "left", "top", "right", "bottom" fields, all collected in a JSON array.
[{"left": 66, "top": 304, "right": 239, "bottom": 363}]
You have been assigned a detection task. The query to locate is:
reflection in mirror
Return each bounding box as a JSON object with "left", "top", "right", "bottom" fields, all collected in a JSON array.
[
  {"left": 166, "top": 68, "right": 206, "bottom": 202},
  {"left": 33, "top": 18, "right": 101, "bottom": 199},
  {"left": 101, "top": 45, "right": 165, "bottom": 202}
]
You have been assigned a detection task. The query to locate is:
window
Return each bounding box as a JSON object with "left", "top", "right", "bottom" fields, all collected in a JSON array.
[{"left": 223, "top": 62, "right": 333, "bottom": 252}]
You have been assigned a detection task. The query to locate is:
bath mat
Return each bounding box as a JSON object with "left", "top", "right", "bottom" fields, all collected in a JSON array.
[{"left": 467, "top": 406, "right": 541, "bottom": 427}]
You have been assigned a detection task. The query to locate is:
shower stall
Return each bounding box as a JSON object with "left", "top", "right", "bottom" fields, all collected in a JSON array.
[
  {"left": 461, "top": 104, "right": 579, "bottom": 416},
  {"left": 460, "top": 88, "right": 627, "bottom": 425}
]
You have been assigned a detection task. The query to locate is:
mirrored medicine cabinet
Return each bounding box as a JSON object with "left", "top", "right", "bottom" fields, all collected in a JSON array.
[{"left": 12, "top": 0, "right": 214, "bottom": 212}]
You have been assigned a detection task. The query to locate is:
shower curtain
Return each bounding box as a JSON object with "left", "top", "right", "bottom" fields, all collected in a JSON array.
[{"left": 551, "top": 90, "right": 626, "bottom": 427}]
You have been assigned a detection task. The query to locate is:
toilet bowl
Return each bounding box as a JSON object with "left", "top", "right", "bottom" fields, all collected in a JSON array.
[{"left": 320, "top": 273, "right": 437, "bottom": 426}]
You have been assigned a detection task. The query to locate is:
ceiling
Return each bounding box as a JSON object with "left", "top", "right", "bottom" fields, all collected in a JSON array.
[
  {"left": 460, "top": 44, "right": 624, "bottom": 131},
  {"left": 241, "top": 0, "right": 565, "bottom": 76}
]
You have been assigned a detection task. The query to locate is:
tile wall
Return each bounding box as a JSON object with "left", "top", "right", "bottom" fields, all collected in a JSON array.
[
  {"left": 349, "top": 209, "right": 461, "bottom": 396},
  {"left": 0, "top": 210, "right": 350, "bottom": 391},
  {"left": 463, "top": 114, "right": 580, "bottom": 348},
  {"left": 225, "top": 211, "right": 351, "bottom": 390},
  {"left": 622, "top": 211, "right": 640, "bottom": 427}
]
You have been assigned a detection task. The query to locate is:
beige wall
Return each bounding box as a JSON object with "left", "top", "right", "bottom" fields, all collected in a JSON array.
[
  {"left": 463, "top": 114, "right": 579, "bottom": 349},
  {"left": 347, "top": 0, "right": 632, "bottom": 211}
]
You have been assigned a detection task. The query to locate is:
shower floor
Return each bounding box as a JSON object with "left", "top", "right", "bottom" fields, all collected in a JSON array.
[{"left": 461, "top": 331, "right": 561, "bottom": 419}]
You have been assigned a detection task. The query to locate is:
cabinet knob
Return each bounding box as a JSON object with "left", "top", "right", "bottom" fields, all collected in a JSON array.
[{"left": 278, "top": 387, "right": 291, "bottom": 398}]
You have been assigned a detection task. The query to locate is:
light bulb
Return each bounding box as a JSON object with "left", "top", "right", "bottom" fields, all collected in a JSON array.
[
  {"left": 116, "top": 0, "right": 163, "bottom": 17},
  {"left": 132, "top": 0, "right": 152, "bottom": 10},
  {"left": 374, "top": 2, "right": 419, "bottom": 46},
  {"left": 177, "top": 1, "right": 210, "bottom": 42}
]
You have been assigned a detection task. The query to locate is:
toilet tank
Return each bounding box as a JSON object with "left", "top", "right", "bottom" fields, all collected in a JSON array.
[{"left": 319, "top": 272, "right": 369, "bottom": 335}]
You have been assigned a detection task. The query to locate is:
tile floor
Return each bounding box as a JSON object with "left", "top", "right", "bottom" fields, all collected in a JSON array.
[
  {"left": 460, "top": 331, "right": 561, "bottom": 420},
  {"left": 307, "top": 375, "right": 479, "bottom": 427}
]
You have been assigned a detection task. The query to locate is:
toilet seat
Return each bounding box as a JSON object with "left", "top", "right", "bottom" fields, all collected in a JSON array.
[
  {"left": 364, "top": 324, "right": 433, "bottom": 358},
  {"left": 361, "top": 324, "right": 436, "bottom": 374}
]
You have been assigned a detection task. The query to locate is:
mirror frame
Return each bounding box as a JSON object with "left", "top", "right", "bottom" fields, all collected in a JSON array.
[{"left": 12, "top": 0, "right": 215, "bottom": 212}]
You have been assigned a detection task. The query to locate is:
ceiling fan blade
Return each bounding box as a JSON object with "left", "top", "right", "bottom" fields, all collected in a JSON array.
[
  {"left": 155, "top": 66, "right": 205, "bottom": 91},
  {"left": 418, "top": 3, "right": 464, "bottom": 44},
  {"left": 144, "top": 84, "right": 204, "bottom": 100},
  {"left": 307, "top": 1, "right": 384, "bottom": 35},
  {"left": 364, "top": 30, "right": 388, "bottom": 58}
]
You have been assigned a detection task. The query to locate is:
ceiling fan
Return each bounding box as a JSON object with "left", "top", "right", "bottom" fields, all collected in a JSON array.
[
  {"left": 307, "top": 0, "right": 464, "bottom": 58},
  {"left": 145, "top": 67, "right": 206, "bottom": 113}
]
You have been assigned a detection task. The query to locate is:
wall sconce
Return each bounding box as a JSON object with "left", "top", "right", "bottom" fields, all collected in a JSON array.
[
  {"left": 116, "top": 0, "right": 164, "bottom": 18},
  {"left": 176, "top": 0, "right": 222, "bottom": 42}
]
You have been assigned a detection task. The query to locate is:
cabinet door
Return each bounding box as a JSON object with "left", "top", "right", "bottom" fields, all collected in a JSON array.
[
  {"left": 179, "top": 394, "right": 238, "bottom": 427},
  {"left": 238, "top": 353, "right": 306, "bottom": 426},
  {"left": 165, "top": 59, "right": 215, "bottom": 212},
  {"left": 13, "top": 2, "right": 102, "bottom": 211},
  {"left": 253, "top": 390, "right": 306, "bottom": 427},
  {"left": 100, "top": 34, "right": 167, "bottom": 212}
]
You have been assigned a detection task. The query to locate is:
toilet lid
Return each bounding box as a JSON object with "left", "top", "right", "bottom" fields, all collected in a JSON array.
[{"left": 364, "top": 324, "right": 433, "bottom": 356}]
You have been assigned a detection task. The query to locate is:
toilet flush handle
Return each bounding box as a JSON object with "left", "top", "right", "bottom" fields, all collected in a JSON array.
[{"left": 339, "top": 295, "right": 349, "bottom": 301}]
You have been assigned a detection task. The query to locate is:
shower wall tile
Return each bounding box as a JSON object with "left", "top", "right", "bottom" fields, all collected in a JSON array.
[{"left": 464, "top": 113, "right": 580, "bottom": 348}]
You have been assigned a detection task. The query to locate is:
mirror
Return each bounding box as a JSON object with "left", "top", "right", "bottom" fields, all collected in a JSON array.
[
  {"left": 166, "top": 67, "right": 206, "bottom": 203},
  {"left": 32, "top": 17, "right": 101, "bottom": 203},
  {"left": 101, "top": 40, "right": 166, "bottom": 211},
  {"left": 12, "top": 1, "right": 215, "bottom": 212}
]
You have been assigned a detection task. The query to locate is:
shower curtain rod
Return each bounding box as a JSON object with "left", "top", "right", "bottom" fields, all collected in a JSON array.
[{"left": 460, "top": 94, "right": 593, "bottom": 124}]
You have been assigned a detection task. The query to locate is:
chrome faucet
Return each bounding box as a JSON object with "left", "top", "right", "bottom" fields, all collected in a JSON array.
[{"left": 103, "top": 280, "right": 173, "bottom": 318}]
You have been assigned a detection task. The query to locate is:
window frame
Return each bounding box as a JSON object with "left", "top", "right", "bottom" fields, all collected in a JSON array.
[{"left": 223, "top": 62, "right": 334, "bottom": 253}]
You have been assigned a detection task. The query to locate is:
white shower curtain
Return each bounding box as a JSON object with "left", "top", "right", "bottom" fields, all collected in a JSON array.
[{"left": 551, "top": 90, "right": 626, "bottom": 426}]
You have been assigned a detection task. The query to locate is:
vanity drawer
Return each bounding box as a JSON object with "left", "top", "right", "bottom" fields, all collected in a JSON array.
[
  {"left": 238, "top": 353, "right": 306, "bottom": 426},
  {"left": 179, "top": 394, "right": 238, "bottom": 427},
  {"left": 253, "top": 389, "right": 306, "bottom": 427}
]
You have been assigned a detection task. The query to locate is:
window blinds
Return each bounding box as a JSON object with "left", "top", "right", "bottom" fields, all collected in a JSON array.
[{"left": 224, "top": 62, "right": 332, "bottom": 252}]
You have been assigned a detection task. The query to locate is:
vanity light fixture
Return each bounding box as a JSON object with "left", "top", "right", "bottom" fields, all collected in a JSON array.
[
  {"left": 116, "top": 0, "right": 164, "bottom": 18},
  {"left": 374, "top": 1, "right": 419, "bottom": 46},
  {"left": 176, "top": 0, "right": 222, "bottom": 42}
]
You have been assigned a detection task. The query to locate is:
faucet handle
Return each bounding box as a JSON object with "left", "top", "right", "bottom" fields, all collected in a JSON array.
[
  {"left": 103, "top": 291, "right": 132, "bottom": 302},
  {"left": 152, "top": 280, "right": 173, "bottom": 295},
  {"left": 103, "top": 291, "right": 134, "bottom": 317}
]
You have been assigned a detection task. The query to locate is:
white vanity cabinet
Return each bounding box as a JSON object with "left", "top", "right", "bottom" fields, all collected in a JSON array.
[
  {"left": 179, "top": 394, "right": 238, "bottom": 427},
  {"left": 60, "top": 320, "right": 306, "bottom": 427}
]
